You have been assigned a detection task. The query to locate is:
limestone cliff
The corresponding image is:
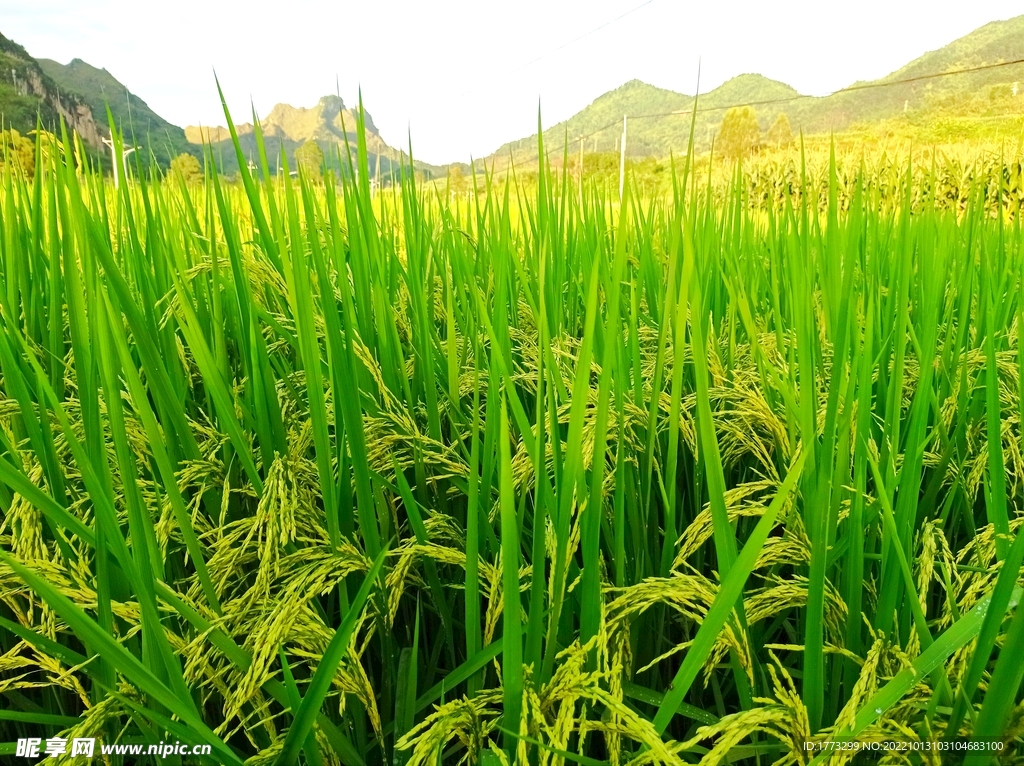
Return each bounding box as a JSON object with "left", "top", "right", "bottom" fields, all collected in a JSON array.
[
  {"left": 186, "top": 94, "right": 439, "bottom": 177},
  {"left": 0, "top": 32, "right": 104, "bottom": 147}
]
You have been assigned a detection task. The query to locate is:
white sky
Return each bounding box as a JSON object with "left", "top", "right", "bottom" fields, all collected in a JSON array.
[{"left": 2, "top": 1, "right": 1020, "bottom": 164}]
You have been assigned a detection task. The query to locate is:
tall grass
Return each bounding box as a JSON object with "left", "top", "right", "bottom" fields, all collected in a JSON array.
[{"left": 0, "top": 113, "right": 1024, "bottom": 765}]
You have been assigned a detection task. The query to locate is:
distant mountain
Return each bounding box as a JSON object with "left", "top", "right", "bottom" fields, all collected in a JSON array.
[
  {"left": 0, "top": 32, "right": 103, "bottom": 147},
  {"left": 38, "top": 58, "right": 194, "bottom": 164},
  {"left": 5, "top": 12, "right": 1022, "bottom": 176},
  {"left": 1, "top": 31, "right": 195, "bottom": 167},
  {"left": 488, "top": 14, "right": 1024, "bottom": 163},
  {"left": 814, "top": 14, "right": 1024, "bottom": 127},
  {"left": 187, "top": 96, "right": 443, "bottom": 179},
  {"left": 2, "top": 25, "right": 439, "bottom": 178},
  {"left": 496, "top": 79, "right": 691, "bottom": 159}
]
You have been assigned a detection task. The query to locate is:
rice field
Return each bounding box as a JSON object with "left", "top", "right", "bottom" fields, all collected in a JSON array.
[{"left": 1, "top": 111, "right": 1024, "bottom": 765}]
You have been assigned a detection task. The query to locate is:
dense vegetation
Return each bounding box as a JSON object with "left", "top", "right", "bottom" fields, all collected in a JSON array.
[
  {"left": 37, "top": 57, "right": 196, "bottom": 167},
  {"left": 0, "top": 33, "right": 97, "bottom": 144},
  {"left": 1, "top": 110, "right": 1024, "bottom": 766}
]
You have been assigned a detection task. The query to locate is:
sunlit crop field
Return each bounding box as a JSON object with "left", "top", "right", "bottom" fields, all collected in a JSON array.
[{"left": 1, "top": 116, "right": 1024, "bottom": 765}]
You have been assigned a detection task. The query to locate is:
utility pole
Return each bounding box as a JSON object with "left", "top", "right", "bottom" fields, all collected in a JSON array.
[
  {"left": 101, "top": 137, "right": 137, "bottom": 190},
  {"left": 618, "top": 114, "right": 627, "bottom": 201},
  {"left": 374, "top": 150, "right": 381, "bottom": 198}
]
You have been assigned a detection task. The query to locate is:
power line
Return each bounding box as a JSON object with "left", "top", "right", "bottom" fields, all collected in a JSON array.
[
  {"left": 628, "top": 56, "right": 1024, "bottom": 121},
  {"left": 490, "top": 56, "right": 1024, "bottom": 171},
  {"left": 448, "top": 0, "right": 658, "bottom": 103},
  {"left": 514, "top": 0, "right": 657, "bottom": 73}
]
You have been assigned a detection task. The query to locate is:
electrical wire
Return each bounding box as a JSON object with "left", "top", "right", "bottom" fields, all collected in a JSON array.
[
  {"left": 514, "top": 0, "right": 658, "bottom": 73},
  {"left": 489, "top": 55, "right": 1024, "bottom": 170}
]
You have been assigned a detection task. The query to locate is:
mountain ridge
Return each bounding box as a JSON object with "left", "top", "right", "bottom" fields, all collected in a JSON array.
[
  {"left": 3, "top": 13, "right": 1023, "bottom": 173},
  {"left": 486, "top": 14, "right": 1024, "bottom": 163},
  {"left": 0, "top": 32, "right": 104, "bottom": 148},
  {"left": 37, "top": 57, "right": 194, "bottom": 164},
  {"left": 185, "top": 94, "right": 442, "bottom": 177},
  {"left": 0, "top": 29, "right": 435, "bottom": 176}
]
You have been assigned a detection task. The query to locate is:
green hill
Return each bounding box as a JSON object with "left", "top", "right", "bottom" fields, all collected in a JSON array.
[
  {"left": 846, "top": 14, "right": 1024, "bottom": 120},
  {"left": 779, "top": 14, "right": 1024, "bottom": 136},
  {"left": 495, "top": 80, "right": 691, "bottom": 159},
  {"left": 1, "top": 30, "right": 196, "bottom": 168},
  {"left": 0, "top": 32, "right": 103, "bottom": 147},
  {"left": 487, "top": 14, "right": 1024, "bottom": 165},
  {"left": 488, "top": 74, "right": 802, "bottom": 165},
  {"left": 38, "top": 58, "right": 195, "bottom": 165}
]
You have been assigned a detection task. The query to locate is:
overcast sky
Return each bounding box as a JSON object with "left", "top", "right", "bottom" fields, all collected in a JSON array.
[{"left": 2, "top": 1, "right": 1021, "bottom": 164}]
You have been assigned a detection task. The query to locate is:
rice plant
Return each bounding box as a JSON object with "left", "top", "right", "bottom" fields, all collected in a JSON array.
[{"left": 1, "top": 105, "right": 1024, "bottom": 766}]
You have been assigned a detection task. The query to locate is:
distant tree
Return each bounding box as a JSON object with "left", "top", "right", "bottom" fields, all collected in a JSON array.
[
  {"left": 0, "top": 130, "right": 37, "bottom": 180},
  {"left": 170, "top": 153, "right": 203, "bottom": 185},
  {"left": 766, "top": 113, "right": 793, "bottom": 147},
  {"left": 295, "top": 140, "right": 324, "bottom": 181},
  {"left": 717, "top": 106, "right": 761, "bottom": 160},
  {"left": 448, "top": 164, "right": 468, "bottom": 198},
  {"left": 989, "top": 83, "right": 1013, "bottom": 102}
]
